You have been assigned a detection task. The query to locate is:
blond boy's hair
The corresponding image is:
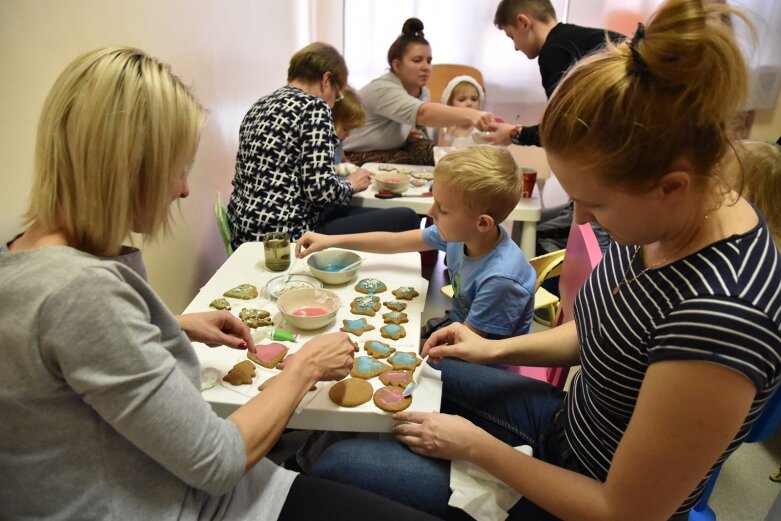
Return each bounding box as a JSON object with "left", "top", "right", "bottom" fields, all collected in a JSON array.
[
  {"left": 332, "top": 86, "right": 367, "bottom": 131},
  {"left": 24, "top": 46, "right": 206, "bottom": 256},
  {"left": 726, "top": 141, "right": 781, "bottom": 244},
  {"left": 434, "top": 146, "right": 521, "bottom": 223}
]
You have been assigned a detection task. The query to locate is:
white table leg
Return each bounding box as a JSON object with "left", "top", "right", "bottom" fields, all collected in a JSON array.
[{"left": 520, "top": 220, "right": 537, "bottom": 259}]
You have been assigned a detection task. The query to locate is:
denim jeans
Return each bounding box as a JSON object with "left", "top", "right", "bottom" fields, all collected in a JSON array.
[{"left": 311, "top": 360, "right": 567, "bottom": 520}]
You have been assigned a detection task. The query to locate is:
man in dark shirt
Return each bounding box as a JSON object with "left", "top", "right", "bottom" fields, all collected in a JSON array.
[
  {"left": 487, "top": 0, "right": 624, "bottom": 254},
  {"left": 487, "top": 0, "right": 624, "bottom": 147}
]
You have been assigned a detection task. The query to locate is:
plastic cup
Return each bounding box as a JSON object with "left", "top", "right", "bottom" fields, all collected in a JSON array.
[
  {"left": 521, "top": 168, "right": 537, "bottom": 199},
  {"left": 263, "top": 232, "right": 290, "bottom": 271}
]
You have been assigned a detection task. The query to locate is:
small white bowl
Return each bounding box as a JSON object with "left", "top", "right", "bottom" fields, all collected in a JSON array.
[
  {"left": 375, "top": 172, "right": 410, "bottom": 193},
  {"left": 276, "top": 288, "right": 341, "bottom": 330},
  {"left": 266, "top": 273, "right": 322, "bottom": 300},
  {"left": 307, "top": 249, "right": 362, "bottom": 285}
]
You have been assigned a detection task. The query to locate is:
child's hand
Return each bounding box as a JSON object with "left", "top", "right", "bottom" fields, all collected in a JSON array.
[{"left": 295, "top": 232, "right": 331, "bottom": 258}]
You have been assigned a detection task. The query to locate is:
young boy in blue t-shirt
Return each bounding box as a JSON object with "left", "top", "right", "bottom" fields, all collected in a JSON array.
[{"left": 296, "top": 145, "right": 536, "bottom": 339}]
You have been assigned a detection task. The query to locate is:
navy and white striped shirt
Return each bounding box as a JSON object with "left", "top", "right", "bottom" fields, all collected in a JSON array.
[{"left": 566, "top": 217, "right": 781, "bottom": 514}]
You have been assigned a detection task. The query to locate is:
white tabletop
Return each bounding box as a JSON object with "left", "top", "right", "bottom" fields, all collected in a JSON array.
[
  {"left": 351, "top": 162, "right": 542, "bottom": 259},
  {"left": 184, "top": 242, "right": 442, "bottom": 432}
]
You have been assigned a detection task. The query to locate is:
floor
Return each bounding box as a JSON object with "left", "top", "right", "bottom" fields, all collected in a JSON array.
[{"left": 269, "top": 251, "right": 781, "bottom": 520}]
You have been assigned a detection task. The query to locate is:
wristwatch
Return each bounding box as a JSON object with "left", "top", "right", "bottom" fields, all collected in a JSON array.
[{"left": 509, "top": 125, "right": 523, "bottom": 142}]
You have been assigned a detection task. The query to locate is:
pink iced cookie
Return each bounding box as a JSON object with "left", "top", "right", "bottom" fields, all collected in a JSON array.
[
  {"left": 248, "top": 342, "right": 289, "bottom": 368},
  {"left": 373, "top": 385, "right": 412, "bottom": 412}
]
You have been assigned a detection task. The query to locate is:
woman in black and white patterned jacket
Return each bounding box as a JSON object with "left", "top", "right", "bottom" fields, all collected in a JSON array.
[{"left": 229, "top": 42, "right": 420, "bottom": 248}]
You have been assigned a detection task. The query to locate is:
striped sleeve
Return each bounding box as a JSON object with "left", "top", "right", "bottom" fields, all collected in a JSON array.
[{"left": 649, "top": 296, "right": 781, "bottom": 391}]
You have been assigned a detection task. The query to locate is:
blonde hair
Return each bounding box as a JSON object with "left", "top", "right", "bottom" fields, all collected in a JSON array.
[
  {"left": 332, "top": 87, "right": 366, "bottom": 131},
  {"left": 724, "top": 141, "right": 781, "bottom": 244},
  {"left": 434, "top": 146, "right": 521, "bottom": 222},
  {"left": 541, "top": 0, "right": 750, "bottom": 194},
  {"left": 25, "top": 46, "right": 206, "bottom": 256},
  {"left": 288, "top": 42, "right": 348, "bottom": 90}
]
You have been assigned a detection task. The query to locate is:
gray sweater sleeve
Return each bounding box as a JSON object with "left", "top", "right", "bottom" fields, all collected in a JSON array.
[{"left": 37, "top": 266, "right": 247, "bottom": 495}]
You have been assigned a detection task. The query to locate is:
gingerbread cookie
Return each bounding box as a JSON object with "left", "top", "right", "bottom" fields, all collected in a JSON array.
[
  {"left": 340, "top": 318, "right": 375, "bottom": 336},
  {"left": 379, "top": 370, "right": 413, "bottom": 388},
  {"left": 391, "top": 286, "right": 419, "bottom": 300},
  {"left": 380, "top": 324, "right": 406, "bottom": 340},
  {"left": 328, "top": 378, "right": 374, "bottom": 407},
  {"left": 222, "top": 360, "right": 255, "bottom": 385},
  {"left": 350, "top": 356, "right": 391, "bottom": 379},
  {"left": 247, "top": 342, "right": 289, "bottom": 369},
  {"left": 382, "top": 311, "right": 408, "bottom": 325},
  {"left": 383, "top": 300, "right": 407, "bottom": 312},
  {"left": 223, "top": 283, "right": 258, "bottom": 300},
  {"left": 354, "top": 278, "right": 387, "bottom": 294},
  {"left": 239, "top": 308, "right": 273, "bottom": 328},
  {"left": 350, "top": 295, "right": 381, "bottom": 316},
  {"left": 364, "top": 340, "right": 396, "bottom": 359},
  {"left": 259, "top": 374, "right": 316, "bottom": 392},
  {"left": 387, "top": 351, "right": 421, "bottom": 370},
  {"left": 373, "top": 385, "right": 412, "bottom": 412},
  {"left": 209, "top": 297, "right": 231, "bottom": 310}
]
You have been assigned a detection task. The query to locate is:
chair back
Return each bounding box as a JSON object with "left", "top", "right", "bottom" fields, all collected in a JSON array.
[
  {"left": 529, "top": 249, "right": 565, "bottom": 293},
  {"left": 215, "top": 192, "right": 233, "bottom": 256},
  {"left": 428, "top": 64, "right": 484, "bottom": 105},
  {"left": 511, "top": 223, "right": 602, "bottom": 388},
  {"left": 543, "top": 223, "right": 602, "bottom": 388},
  {"left": 556, "top": 223, "right": 603, "bottom": 325}
]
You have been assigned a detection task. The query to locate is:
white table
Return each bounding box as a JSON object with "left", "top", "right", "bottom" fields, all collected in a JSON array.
[
  {"left": 184, "top": 242, "right": 442, "bottom": 432},
  {"left": 351, "top": 162, "right": 542, "bottom": 259}
]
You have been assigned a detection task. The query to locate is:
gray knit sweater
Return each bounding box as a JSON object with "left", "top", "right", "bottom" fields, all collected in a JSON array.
[{"left": 0, "top": 246, "right": 295, "bottom": 520}]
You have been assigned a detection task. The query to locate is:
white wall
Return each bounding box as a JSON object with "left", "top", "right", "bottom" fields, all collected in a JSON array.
[{"left": 0, "top": 0, "right": 343, "bottom": 312}]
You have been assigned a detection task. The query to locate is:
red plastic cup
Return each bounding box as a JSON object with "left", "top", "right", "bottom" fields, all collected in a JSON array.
[{"left": 521, "top": 168, "right": 537, "bottom": 198}]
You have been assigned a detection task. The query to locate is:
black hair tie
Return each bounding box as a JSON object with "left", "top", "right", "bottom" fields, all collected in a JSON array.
[{"left": 630, "top": 22, "right": 650, "bottom": 78}]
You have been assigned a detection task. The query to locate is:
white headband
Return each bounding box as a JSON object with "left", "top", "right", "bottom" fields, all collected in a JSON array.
[{"left": 440, "top": 75, "right": 485, "bottom": 107}]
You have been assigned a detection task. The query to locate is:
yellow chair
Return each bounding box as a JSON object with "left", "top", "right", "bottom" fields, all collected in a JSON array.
[
  {"left": 529, "top": 249, "right": 565, "bottom": 328},
  {"left": 428, "top": 64, "right": 485, "bottom": 104},
  {"left": 214, "top": 192, "right": 233, "bottom": 256},
  {"left": 439, "top": 249, "right": 565, "bottom": 328}
]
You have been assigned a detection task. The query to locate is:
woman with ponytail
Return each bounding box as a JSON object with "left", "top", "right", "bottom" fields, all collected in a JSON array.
[
  {"left": 343, "top": 18, "right": 496, "bottom": 165},
  {"left": 311, "top": 2, "right": 781, "bottom": 519}
]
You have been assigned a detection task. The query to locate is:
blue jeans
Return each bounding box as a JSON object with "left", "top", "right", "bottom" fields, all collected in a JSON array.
[{"left": 311, "top": 360, "right": 567, "bottom": 520}]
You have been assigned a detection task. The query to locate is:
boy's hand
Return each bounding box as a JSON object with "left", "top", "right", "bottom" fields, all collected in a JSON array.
[
  {"left": 484, "top": 122, "right": 514, "bottom": 146},
  {"left": 422, "top": 322, "right": 491, "bottom": 363},
  {"left": 295, "top": 232, "right": 332, "bottom": 258}
]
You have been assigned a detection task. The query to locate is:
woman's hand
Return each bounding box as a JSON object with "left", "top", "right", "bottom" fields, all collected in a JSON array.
[
  {"left": 407, "top": 128, "right": 425, "bottom": 143},
  {"left": 472, "top": 111, "right": 496, "bottom": 132},
  {"left": 176, "top": 311, "right": 253, "bottom": 352},
  {"left": 347, "top": 167, "right": 372, "bottom": 192},
  {"left": 283, "top": 332, "right": 355, "bottom": 382},
  {"left": 295, "top": 231, "right": 333, "bottom": 257},
  {"left": 484, "top": 122, "right": 514, "bottom": 146},
  {"left": 393, "top": 411, "right": 488, "bottom": 462},
  {"left": 422, "top": 322, "right": 492, "bottom": 363}
]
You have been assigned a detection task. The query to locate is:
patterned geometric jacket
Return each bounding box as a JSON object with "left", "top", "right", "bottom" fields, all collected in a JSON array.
[{"left": 228, "top": 85, "right": 353, "bottom": 247}]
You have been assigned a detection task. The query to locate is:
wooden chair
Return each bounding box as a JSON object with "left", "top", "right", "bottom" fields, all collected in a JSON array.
[
  {"left": 428, "top": 64, "right": 484, "bottom": 104},
  {"left": 214, "top": 192, "right": 233, "bottom": 256}
]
